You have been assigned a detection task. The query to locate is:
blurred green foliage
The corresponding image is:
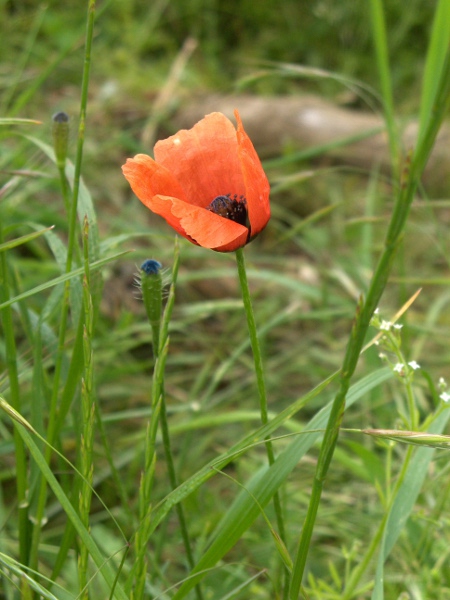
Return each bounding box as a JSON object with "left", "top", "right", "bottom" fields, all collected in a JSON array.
[{"left": 0, "top": 0, "right": 436, "bottom": 103}]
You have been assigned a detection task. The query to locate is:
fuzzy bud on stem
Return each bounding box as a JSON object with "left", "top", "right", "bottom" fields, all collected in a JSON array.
[
  {"left": 140, "top": 259, "right": 163, "bottom": 354},
  {"left": 52, "top": 111, "right": 69, "bottom": 168}
]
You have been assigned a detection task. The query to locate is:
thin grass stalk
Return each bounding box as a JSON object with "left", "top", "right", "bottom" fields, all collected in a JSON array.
[
  {"left": 77, "top": 217, "right": 95, "bottom": 597},
  {"left": 289, "top": 45, "right": 450, "bottom": 600},
  {"left": 0, "top": 228, "right": 30, "bottom": 576},
  {"left": 369, "top": 0, "right": 399, "bottom": 179},
  {"left": 417, "top": 0, "right": 450, "bottom": 145},
  {"left": 235, "top": 247, "right": 288, "bottom": 594},
  {"left": 29, "top": 0, "right": 97, "bottom": 570}
]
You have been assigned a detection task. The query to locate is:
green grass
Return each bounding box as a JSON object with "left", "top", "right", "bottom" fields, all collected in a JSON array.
[{"left": 1, "top": 1, "right": 450, "bottom": 599}]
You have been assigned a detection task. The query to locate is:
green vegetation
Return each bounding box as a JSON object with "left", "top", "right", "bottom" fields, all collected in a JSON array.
[{"left": 1, "top": 1, "right": 450, "bottom": 599}]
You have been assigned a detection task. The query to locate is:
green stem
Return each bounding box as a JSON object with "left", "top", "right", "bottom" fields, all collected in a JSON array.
[
  {"left": 235, "top": 248, "right": 288, "bottom": 591},
  {"left": 78, "top": 217, "right": 95, "bottom": 597},
  {"left": 153, "top": 248, "right": 204, "bottom": 600},
  {"left": 369, "top": 0, "right": 399, "bottom": 179},
  {"left": 288, "top": 48, "right": 450, "bottom": 600},
  {"left": 134, "top": 241, "right": 203, "bottom": 599}
]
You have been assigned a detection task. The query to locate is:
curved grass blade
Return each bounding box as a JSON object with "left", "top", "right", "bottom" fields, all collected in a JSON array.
[
  {"left": 0, "top": 552, "right": 61, "bottom": 600},
  {"left": 0, "top": 118, "right": 42, "bottom": 126},
  {"left": 171, "top": 368, "right": 392, "bottom": 599},
  {"left": 0, "top": 226, "right": 54, "bottom": 254},
  {"left": 0, "top": 250, "right": 131, "bottom": 311}
]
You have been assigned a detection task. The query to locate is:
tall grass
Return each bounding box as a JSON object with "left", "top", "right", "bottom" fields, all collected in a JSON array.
[{"left": 1, "top": 1, "right": 450, "bottom": 599}]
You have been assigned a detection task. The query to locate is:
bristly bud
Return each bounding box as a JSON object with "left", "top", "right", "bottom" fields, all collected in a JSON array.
[
  {"left": 141, "top": 259, "right": 162, "bottom": 276},
  {"left": 52, "top": 111, "right": 69, "bottom": 167},
  {"left": 140, "top": 259, "right": 163, "bottom": 354}
]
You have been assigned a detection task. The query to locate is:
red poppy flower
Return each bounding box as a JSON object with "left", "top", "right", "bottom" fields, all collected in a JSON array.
[{"left": 122, "top": 110, "right": 270, "bottom": 252}]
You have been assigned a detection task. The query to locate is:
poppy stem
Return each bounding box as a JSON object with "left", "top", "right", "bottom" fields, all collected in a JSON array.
[{"left": 235, "top": 247, "right": 289, "bottom": 591}]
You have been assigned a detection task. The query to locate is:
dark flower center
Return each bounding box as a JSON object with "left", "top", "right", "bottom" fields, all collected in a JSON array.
[{"left": 206, "top": 194, "right": 248, "bottom": 228}]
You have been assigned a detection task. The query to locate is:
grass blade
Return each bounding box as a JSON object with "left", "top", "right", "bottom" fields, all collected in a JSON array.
[
  {"left": 417, "top": 0, "right": 450, "bottom": 148},
  {"left": 0, "top": 250, "right": 131, "bottom": 311}
]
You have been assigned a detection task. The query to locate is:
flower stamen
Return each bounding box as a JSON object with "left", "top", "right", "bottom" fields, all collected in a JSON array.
[{"left": 207, "top": 194, "right": 247, "bottom": 224}]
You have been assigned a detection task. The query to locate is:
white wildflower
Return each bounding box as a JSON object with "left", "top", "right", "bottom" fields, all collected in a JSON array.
[
  {"left": 408, "top": 361, "right": 420, "bottom": 370},
  {"left": 440, "top": 392, "right": 450, "bottom": 403}
]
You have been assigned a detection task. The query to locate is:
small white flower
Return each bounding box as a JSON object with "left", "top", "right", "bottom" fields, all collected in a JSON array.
[
  {"left": 394, "top": 363, "right": 404, "bottom": 373},
  {"left": 393, "top": 324, "right": 403, "bottom": 330},
  {"left": 408, "top": 361, "right": 420, "bottom": 370},
  {"left": 374, "top": 308, "right": 380, "bottom": 315},
  {"left": 380, "top": 320, "right": 392, "bottom": 331},
  {"left": 378, "top": 352, "right": 386, "bottom": 359},
  {"left": 374, "top": 340, "right": 379, "bottom": 346},
  {"left": 440, "top": 392, "right": 450, "bottom": 403},
  {"left": 439, "top": 377, "right": 446, "bottom": 386}
]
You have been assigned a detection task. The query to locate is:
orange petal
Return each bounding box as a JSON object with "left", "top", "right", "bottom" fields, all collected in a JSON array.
[
  {"left": 122, "top": 154, "right": 188, "bottom": 209},
  {"left": 174, "top": 202, "right": 249, "bottom": 251},
  {"left": 234, "top": 110, "right": 271, "bottom": 237},
  {"left": 148, "top": 195, "right": 249, "bottom": 251},
  {"left": 154, "top": 113, "right": 246, "bottom": 207}
]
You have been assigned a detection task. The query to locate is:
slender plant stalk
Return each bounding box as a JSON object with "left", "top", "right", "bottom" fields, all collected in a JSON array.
[
  {"left": 369, "top": 0, "right": 399, "bottom": 179},
  {"left": 289, "top": 48, "right": 450, "bottom": 600},
  {"left": 156, "top": 245, "right": 204, "bottom": 600},
  {"left": 235, "top": 247, "right": 288, "bottom": 595},
  {"left": 29, "top": 0, "right": 97, "bottom": 570},
  {"left": 133, "top": 241, "right": 203, "bottom": 599},
  {"left": 77, "top": 217, "right": 96, "bottom": 597}
]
